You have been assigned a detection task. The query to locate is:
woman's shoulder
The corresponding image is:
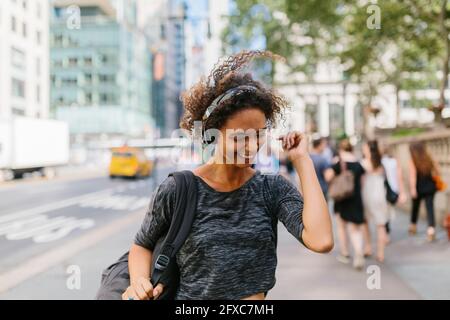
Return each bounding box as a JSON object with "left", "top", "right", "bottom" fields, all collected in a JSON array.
[
  {"left": 154, "top": 174, "right": 177, "bottom": 199},
  {"left": 261, "top": 173, "right": 300, "bottom": 196},
  {"left": 260, "top": 172, "right": 291, "bottom": 185}
]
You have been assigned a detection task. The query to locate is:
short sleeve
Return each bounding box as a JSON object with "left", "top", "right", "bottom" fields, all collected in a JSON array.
[
  {"left": 134, "top": 176, "right": 176, "bottom": 250},
  {"left": 332, "top": 161, "right": 341, "bottom": 175},
  {"left": 270, "top": 175, "right": 305, "bottom": 246}
]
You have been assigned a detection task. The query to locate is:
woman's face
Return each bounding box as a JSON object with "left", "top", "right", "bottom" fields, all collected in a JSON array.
[{"left": 216, "top": 108, "right": 268, "bottom": 168}]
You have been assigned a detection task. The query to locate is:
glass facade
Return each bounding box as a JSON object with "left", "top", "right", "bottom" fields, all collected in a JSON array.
[{"left": 50, "top": 1, "right": 153, "bottom": 137}]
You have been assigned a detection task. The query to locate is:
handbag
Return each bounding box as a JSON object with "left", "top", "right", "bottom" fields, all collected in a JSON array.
[
  {"left": 433, "top": 175, "right": 447, "bottom": 192},
  {"left": 383, "top": 165, "right": 399, "bottom": 205},
  {"left": 95, "top": 170, "right": 198, "bottom": 300},
  {"left": 384, "top": 179, "right": 399, "bottom": 205},
  {"left": 328, "top": 160, "right": 355, "bottom": 202}
]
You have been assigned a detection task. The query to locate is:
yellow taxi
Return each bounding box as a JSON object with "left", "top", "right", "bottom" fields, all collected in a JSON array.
[{"left": 109, "top": 146, "right": 153, "bottom": 179}]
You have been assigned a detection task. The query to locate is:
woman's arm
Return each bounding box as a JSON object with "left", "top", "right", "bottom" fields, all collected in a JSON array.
[
  {"left": 396, "top": 157, "right": 407, "bottom": 203},
  {"left": 408, "top": 158, "right": 417, "bottom": 199},
  {"left": 129, "top": 244, "right": 152, "bottom": 285},
  {"left": 279, "top": 132, "right": 334, "bottom": 253},
  {"left": 293, "top": 156, "right": 334, "bottom": 253},
  {"left": 123, "top": 244, "right": 164, "bottom": 300},
  {"left": 324, "top": 167, "right": 335, "bottom": 183}
]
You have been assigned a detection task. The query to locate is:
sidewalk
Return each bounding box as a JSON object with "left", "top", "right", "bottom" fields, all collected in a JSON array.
[
  {"left": 1, "top": 208, "right": 448, "bottom": 300},
  {"left": 269, "top": 209, "right": 450, "bottom": 300}
]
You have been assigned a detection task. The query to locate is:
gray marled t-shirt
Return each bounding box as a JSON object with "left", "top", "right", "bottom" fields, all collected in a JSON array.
[{"left": 134, "top": 170, "right": 305, "bottom": 300}]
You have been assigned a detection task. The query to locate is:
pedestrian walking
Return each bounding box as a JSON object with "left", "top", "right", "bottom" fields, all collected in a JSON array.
[
  {"left": 326, "top": 139, "right": 366, "bottom": 270},
  {"left": 408, "top": 141, "right": 441, "bottom": 242},
  {"left": 121, "top": 51, "right": 333, "bottom": 300},
  {"left": 361, "top": 140, "right": 389, "bottom": 262},
  {"left": 310, "top": 136, "right": 332, "bottom": 197},
  {"left": 380, "top": 143, "right": 407, "bottom": 243}
]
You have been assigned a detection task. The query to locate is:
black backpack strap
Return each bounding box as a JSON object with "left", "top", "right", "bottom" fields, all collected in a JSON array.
[{"left": 150, "top": 170, "right": 198, "bottom": 287}]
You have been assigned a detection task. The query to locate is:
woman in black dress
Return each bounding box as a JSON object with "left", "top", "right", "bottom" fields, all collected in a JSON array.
[{"left": 326, "top": 139, "right": 366, "bottom": 270}]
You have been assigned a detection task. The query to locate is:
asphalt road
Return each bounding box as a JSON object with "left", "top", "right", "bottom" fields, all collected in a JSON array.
[{"left": 0, "top": 166, "right": 174, "bottom": 295}]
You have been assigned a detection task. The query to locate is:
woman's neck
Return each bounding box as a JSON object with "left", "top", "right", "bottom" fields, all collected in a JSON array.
[
  {"left": 194, "top": 161, "right": 256, "bottom": 191},
  {"left": 340, "top": 151, "right": 356, "bottom": 161}
]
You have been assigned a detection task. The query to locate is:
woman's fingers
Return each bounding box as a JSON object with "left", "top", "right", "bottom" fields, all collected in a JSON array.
[
  {"left": 289, "top": 132, "right": 295, "bottom": 147},
  {"left": 135, "top": 282, "right": 150, "bottom": 300},
  {"left": 141, "top": 278, "right": 153, "bottom": 297},
  {"left": 153, "top": 283, "right": 164, "bottom": 299},
  {"left": 122, "top": 287, "right": 138, "bottom": 300},
  {"left": 278, "top": 132, "right": 303, "bottom": 150},
  {"left": 122, "top": 277, "right": 155, "bottom": 300}
]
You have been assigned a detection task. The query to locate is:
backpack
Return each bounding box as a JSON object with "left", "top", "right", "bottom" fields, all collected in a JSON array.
[{"left": 95, "top": 170, "right": 198, "bottom": 300}]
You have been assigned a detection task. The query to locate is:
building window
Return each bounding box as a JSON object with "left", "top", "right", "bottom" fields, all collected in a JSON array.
[
  {"left": 36, "top": 2, "right": 42, "bottom": 18},
  {"left": 84, "top": 73, "right": 92, "bottom": 83},
  {"left": 53, "top": 60, "right": 63, "bottom": 68},
  {"left": 36, "top": 57, "right": 41, "bottom": 75},
  {"left": 22, "top": 0, "right": 26, "bottom": 10},
  {"left": 84, "top": 57, "right": 92, "bottom": 66},
  {"left": 36, "top": 85, "right": 41, "bottom": 103},
  {"left": 54, "top": 34, "right": 63, "bottom": 45},
  {"left": 12, "top": 108, "right": 25, "bottom": 116},
  {"left": 12, "top": 78, "right": 25, "bottom": 98},
  {"left": 11, "top": 47, "right": 25, "bottom": 69},
  {"left": 22, "top": 22, "right": 26, "bottom": 37},
  {"left": 36, "top": 31, "right": 42, "bottom": 45},
  {"left": 99, "top": 74, "right": 115, "bottom": 83},
  {"left": 85, "top": 92, "right": 92, "bottom": 104},
  {"left": 62, "top": 77, "right": 77, "bottom": 85},
  {"left": 100, "top": 93, "right": 108, "bottom": 103},
  {"left": 68, "top": 57, "right": 78, "bottom": 67},
  {"left": 11, "top": 16, "right": 16, "bottom": 32}
]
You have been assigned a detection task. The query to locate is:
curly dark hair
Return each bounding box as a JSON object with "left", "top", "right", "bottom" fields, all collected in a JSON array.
[{"left": 179, "top": 50, "right": 289, "bottom": 135}]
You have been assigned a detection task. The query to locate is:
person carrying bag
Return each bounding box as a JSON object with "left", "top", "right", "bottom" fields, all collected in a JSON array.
[
  {"left": 328, "top": 159, "right": 355, "bottom": 202},
  {"left": 95, "top": 170, "right": 198, "bottom": 300}
]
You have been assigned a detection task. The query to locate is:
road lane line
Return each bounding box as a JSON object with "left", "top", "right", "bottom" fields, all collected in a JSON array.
[
  {"left": 0, "top": 210, "right": 144, "bottom": 294},
  {"left": 0, "top": 188, "right": 116, "bottom": 224}
]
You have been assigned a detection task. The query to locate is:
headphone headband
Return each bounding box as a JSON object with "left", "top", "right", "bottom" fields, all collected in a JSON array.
[{"left": 202, "top": 85, "right": 259, "bottom": 122}]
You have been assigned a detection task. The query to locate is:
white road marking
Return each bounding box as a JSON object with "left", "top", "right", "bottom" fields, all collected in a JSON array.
[
  {"left": 0, "top": 210, "right": 144, "bottom": 293},
  {"left": 0, "top": 182, "right": 150, "bottom": 243},
  {"left": 79, "top": 195, "right": 149, "bottom": 211},
  {"left": 0, "top": 188, "right": 114, "bottom": 224}
]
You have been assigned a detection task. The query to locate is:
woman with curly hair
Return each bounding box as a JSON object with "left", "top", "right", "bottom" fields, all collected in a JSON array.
[{"left": 124, "top": 50, "right": 333, "bottom": 300}]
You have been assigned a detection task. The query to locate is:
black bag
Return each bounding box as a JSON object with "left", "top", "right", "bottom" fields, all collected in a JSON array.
[
  {"left": 95, "top": 170, "right": 198, "bottom": 300},
  {"left": 385, "top": 178, "right": 399, "bottom": 205},
  {"left": 382, "top": 165, "right": 399, "bottom": 205}
]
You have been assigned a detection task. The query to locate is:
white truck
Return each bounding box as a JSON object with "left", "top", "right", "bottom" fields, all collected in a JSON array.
[{"left": 0, "top": 116, "right": 69, "bottom": 180}]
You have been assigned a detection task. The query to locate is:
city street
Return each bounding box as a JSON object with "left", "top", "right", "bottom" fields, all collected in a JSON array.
[
  {"left": 0, "top": 167, "right": 448, "bottom": 300},
  {"left": 0, "top": 166, "right": 173, "bottom": 298}
]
